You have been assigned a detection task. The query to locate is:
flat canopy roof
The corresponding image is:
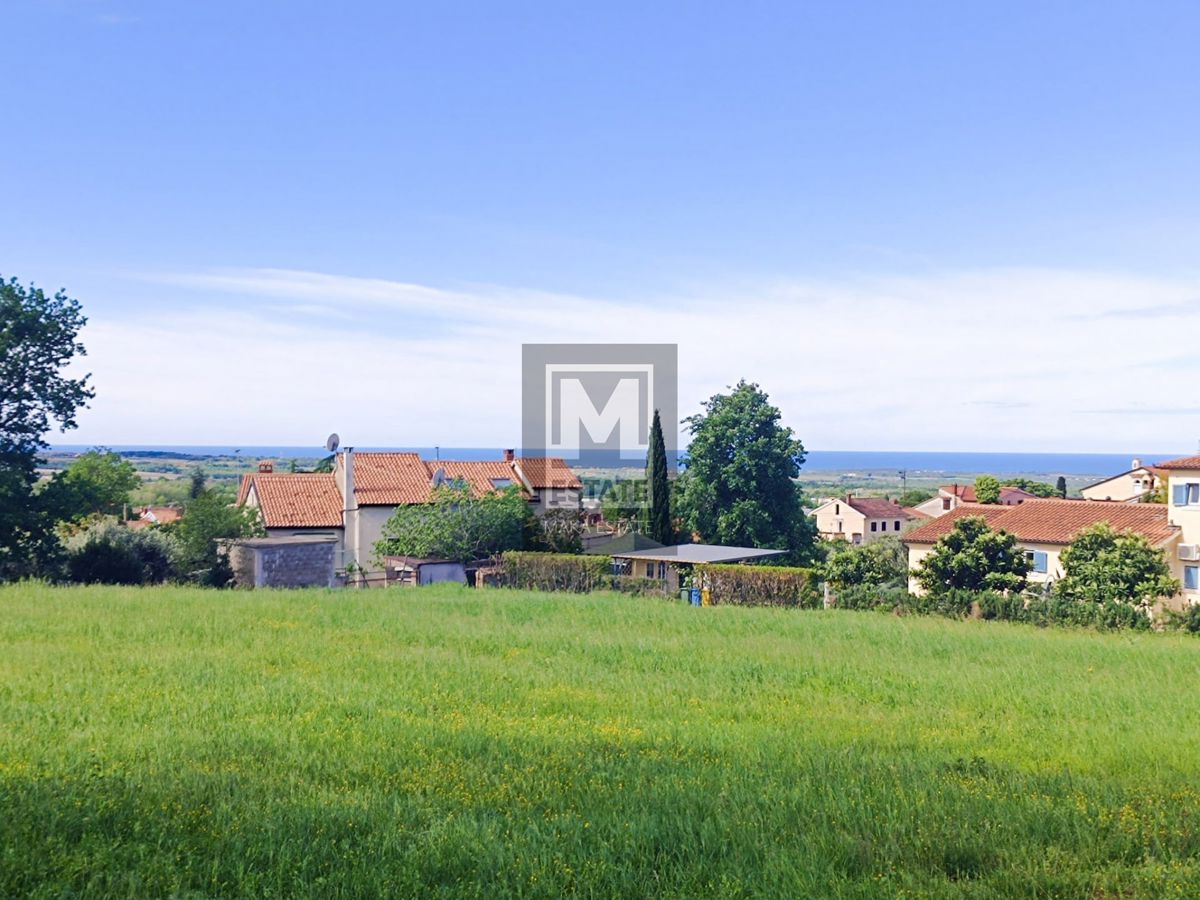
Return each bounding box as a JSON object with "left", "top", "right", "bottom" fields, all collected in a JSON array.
[{"left": 610, "top": 544, "right": 786, "bottom": 564}]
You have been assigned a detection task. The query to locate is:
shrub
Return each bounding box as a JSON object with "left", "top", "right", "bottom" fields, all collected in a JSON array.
[
  {"left": 695, "top": 563, "right": 818, "bottom": 608},
  {"left": 66, "top": 522, "right": 177, "bottom": 585},
  {"left": 500, "top": 551, "right": 611, "bottom": 593},
  {"left": 834, "top": 584, "right": 909, "bottom": 612},
  {"left": 1165, "top": 604, "right": 1200, "bottom": 634},
  {"left": 834, "top": 585, "right": 979, "bottom": 617},
  {"left": 822, "top": 536, "right": 907, "bottom": 589},
  {"left": 980, "top": 590, "right": 1151, "bottom": 631}
]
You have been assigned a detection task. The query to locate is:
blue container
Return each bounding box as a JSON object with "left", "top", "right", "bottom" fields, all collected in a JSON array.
[{"left": 690, "top": 588, "right": 702, "bottom": 606}]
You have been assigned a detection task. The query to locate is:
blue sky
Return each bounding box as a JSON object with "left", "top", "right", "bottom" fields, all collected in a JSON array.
[{"left": 4, "top": 1, "right": 1200, "bottom": 452}]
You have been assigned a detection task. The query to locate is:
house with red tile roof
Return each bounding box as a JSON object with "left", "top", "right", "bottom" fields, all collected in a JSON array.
[
  {"left": 1080, "top": 458, "right": 1161, "bottom": 503},
  {"left": 238, "top": 450, "right": 581, "bottom": 580},
  {"left": 126, "top": 505, "right": 184, "bottom": 530},
  {"left": 903, "top": 498, "right": 1184, "bottom": 597},
  {"left": 912, "top": 483, "right": 1039, "bottom": 518},
  {"left": 812, "top": 495, "right": 918, "bottom": 544}
]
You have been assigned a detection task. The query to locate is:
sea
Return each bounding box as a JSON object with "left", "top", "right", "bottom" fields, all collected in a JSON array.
[{"left": 50, "top": 445, "right": 1182, "bottom": 478}]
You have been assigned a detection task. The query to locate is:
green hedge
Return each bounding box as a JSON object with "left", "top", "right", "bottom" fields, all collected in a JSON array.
[
  {"left": 500, "top": 551, "right": 611, "bottom": 593},
  {"left": 833, "top": 584, "right": 1153, "bottom": 632},
  {"left": 694, "top": 563, "right": 818, "bottom": 608}
]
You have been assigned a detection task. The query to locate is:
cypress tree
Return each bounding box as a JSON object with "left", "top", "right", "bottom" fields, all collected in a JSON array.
[
  {"left": 646, "top": 409, "right": 672, "bottom": 544},
  {"left": 1055, "top": 475, "right": 1067, "bottom": 498}
]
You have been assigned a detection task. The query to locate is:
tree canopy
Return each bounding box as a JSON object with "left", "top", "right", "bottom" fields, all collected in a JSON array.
[
  {"left": 676, "top": 380, "right": 816, "bottom": 562},
  {"left": 0, "top": 277, "right": 94, "bottom": 579},
  {"left": 915, "top": 516, "right": 1029, "bottom": 595},
  {"left": 40, "top": 449, "right": 140, "bottom": 523},
  {"left": 1055, "top": 523, "right": 1178, "bottom": 606},
  {"left": 1001, "top": 476, "right": 1060, "bottom": 499},
  {"left": 823, "top": 536, "right": 908, "bottom": 589},
  {"left": 167, "top": 490, "right": 264, "bottom": 586},
  {"left": 646, "top": 408, "right": 672, "bottom": 544},
  {"left": 375, "top": 484, "right": 531, "bottom": 564},
  {"left": 973, "top": 475, "right": 1001, "bottom": 504}
]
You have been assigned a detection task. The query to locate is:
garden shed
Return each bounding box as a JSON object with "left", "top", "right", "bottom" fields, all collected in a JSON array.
[{"left": 227, "top": 536, "right": 338, "bottom": 589}]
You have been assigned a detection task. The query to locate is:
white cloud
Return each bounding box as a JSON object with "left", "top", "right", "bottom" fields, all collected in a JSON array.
[{"left": 66, "top": 266, "right": 1200, "bottom": 453}]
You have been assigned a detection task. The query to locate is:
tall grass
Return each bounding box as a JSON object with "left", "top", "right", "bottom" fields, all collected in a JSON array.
[{"left": 3, "top": 583, "right": 1200, "bottom": 896}]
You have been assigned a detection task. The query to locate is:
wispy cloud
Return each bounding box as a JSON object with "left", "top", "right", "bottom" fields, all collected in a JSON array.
[
  {"left": 72, "top": 266, "right": 1200, "bottom": 452},
  {"left": 1065, "top": 301, "right": 1199, "bottom": 321}
]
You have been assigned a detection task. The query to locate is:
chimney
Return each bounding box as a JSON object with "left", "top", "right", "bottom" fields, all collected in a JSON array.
[
  {"left": 258, "top": 460, "right": 274, "bottom": 473},
  {"left": 1132, "top": 458, "right": 1142, "bottom": 470},
  {"left": 845, "top": 493, "right": 853, "bottom": 503},
  {"left": 503, "top": 448, "right": 515, "bottom": 462}
]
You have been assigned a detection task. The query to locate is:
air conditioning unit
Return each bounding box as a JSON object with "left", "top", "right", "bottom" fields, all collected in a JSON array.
[{"left": 1179, "top": 544, "right": 1200, "bottom": 561}]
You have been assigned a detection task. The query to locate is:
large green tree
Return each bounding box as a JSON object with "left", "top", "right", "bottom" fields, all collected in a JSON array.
[
  {"left": 915, "top": 516, "right": 1029, "bottom": 595},
  {"left": 645, "top": 408, "right": 672, "bottom": 544},
  {"left": 676, "top": 380, "right": 816, "bottom": 561},
  {"left": 0, "top": 277, "right": 94, "bottom": 578},
  {"left": 375, "top": 484, "right": 531, "bottom": 564},
  {"left": 1055, "top": 523, "right": 1178, "bottom": 606},
  {"left": 40, "top": 449, "right": 140, "bottom": 522}
]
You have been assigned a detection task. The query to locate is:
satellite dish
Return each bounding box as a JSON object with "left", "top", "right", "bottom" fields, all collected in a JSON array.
[{"left": 325, "top": 433, "right": 340, "bottom": 453}]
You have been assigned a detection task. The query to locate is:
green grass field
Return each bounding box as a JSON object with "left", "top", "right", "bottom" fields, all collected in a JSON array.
[{"left": 3, "top": 585, "right": 1200, "bottom": 897}]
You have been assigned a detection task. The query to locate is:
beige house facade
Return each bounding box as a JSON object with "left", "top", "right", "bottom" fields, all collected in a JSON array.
[
  {"left": 913, "top": 483, "right": 1039, "bottom": 518},
  {"left": 1161, "top": 456, "right": 1200, "bottom": 602},
  {"left": 813, "top": 495, "right": 916, "bottom": 544},
  {"left": 1080, "top": 459, "right": 1159, "bottom": 503}
]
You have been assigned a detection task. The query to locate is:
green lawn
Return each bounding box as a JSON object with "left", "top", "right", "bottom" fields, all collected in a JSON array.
[{"left": 3, "top": 584, "right": 1200, "bottom": 897}]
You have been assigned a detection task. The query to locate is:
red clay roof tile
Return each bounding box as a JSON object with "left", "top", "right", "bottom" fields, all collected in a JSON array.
[
  {"left": 248, "top": 473, "right": 343, "bottom": 528},
  {"left": 904, "top": 499, "right": 1177, "bottom": 546},
  {"left": 1156, "top": 455, "right": 1200, "bottom": 470}
]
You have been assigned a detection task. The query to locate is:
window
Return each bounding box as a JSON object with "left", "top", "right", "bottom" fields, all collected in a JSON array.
[
  {"left": 1186, "top": 566, "right": 1200, "bottom": 592},
  {"left": 1173, "top": 483, "right": 1200, "bottom": 506},
  {"left": 894, "top": 521, "right": 901, "bottom": 531},
  {"left": 658, "top": 562, "right": 667, "bottom": 580},
  {"left": 490, "top": 478, "right": 513, "bottom": 489},
  {"left": 870, "top": 522, "right": 877, "bottom": 532},
  {"left": 834, "top": 503, "right": 840, "bottom": 514},
  {"left": 942, "top": 497, "right": 951, "bottom": 510},
  {"left": 1025, "top": 550, "right": 1048, "bottom": 574},
  {"left": 645, "top": 563, "right": 654, "bottom": 578}
]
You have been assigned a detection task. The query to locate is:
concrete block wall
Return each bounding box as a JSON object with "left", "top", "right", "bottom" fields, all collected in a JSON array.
[{"left": 230, "top": 541, "right": 336, "bottom": 589}]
